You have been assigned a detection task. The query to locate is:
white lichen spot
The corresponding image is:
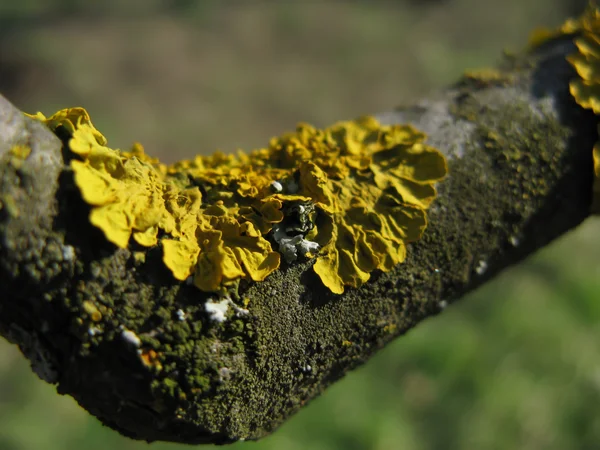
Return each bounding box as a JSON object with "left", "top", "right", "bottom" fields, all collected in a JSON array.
[
  {"left": 205, "top": 298, "right": 230, "bottom": 323},
  {"left": 218, "top": 367, "right": 233, "bottom": 383},
  {"left": 88, "top": 326, "right": 102, "bottom": 336},
  {"left": 205, "top": 296, "right": 249, "bottom": 323},
  {"left": 62, "top": 245, "right": 75, "bottom": 261},
  {"left": 278, "top": 237, "right": 298, "bottom": 262},
  {"left": 439, "top": 300, "right": 448, "bottom": 310},
  {"left": 298, "top": 238, "right": 319, "bottom": 255},
  {"left": 270, "top": 180, "right": 283, "bottom": 192},
  {"left": 277, "top": 233, "right": 320, "bottom": 263},
  {"left": 229, "top": 301, "right": 249, "bottom": 317},
  {"left": 176, "top": 309, "right": 186, "bottom": 321},
  {"left": 121, "top": 328, "right": 141, "bottom": 348},
  {"left": 475, "top": 260, "right": 488, "bottom": 276}
]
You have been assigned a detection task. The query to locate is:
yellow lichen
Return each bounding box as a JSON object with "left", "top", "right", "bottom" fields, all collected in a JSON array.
[
  {"left": 9, "top": 144, "right": 31, "bottom": 159},
  {"left": 268, "top": 120, "right": 446, "bottom": 293},
  {"left": 27, "top": 107, "right": 447, "bottom": 294},
  {"left": 556, "top": 4, "right": 600, "bottom": 213},
  {"left": 194, "top": 216, "right": 280, "bottom": 292},
  {"left": 69, "top": 125, "right": 168, "bottom": 248},
  {"left": 461, "top": 68, "right": 513, "bottom": 88},
  {"left": 82, "top": 300, "right": 102, "bottom": 322},
  {"left": 528, "top": 17, "right": 581, "bottom": 49},
  {"left": 139, "top": 348, "right": 163, "bottom": 371},
  {"left": 133, "top": 251, "right": 146, "bottom": 264},
  {"left": 26, "top": 107, "right": 108, "bottom": 146},
  {"left": 535, "top": 5, "right": 600, "bottom": 214},
  {"left": 8, "top": 145, "right": 31, "bottom": 169},
  {"left": 567, "top": 6, "right": 600, "bottom": 115}
]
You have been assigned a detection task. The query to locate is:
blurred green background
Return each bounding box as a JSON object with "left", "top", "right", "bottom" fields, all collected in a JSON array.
[{"left": 1, "top": 1, "right": 599, "bottom": 449}]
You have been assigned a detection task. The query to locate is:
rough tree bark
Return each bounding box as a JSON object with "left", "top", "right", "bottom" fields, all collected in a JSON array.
[{"left": 0, "top": 36, "right": 596, "bottom": 444}]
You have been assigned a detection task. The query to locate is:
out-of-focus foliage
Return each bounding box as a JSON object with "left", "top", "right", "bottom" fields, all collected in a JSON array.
[{"left": 1, "top": 1, "right": 599, "bottom": 450}]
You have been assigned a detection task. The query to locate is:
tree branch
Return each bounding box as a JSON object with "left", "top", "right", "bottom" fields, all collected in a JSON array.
[{"left": 0, "top": 36, "right": 595, "bottom": 444}]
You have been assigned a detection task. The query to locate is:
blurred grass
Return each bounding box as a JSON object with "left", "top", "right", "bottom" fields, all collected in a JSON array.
[{"left": 0, "top": 1, "right": 599, "bottom": 449}]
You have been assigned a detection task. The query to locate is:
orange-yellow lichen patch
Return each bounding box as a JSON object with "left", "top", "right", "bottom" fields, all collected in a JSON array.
[
  {"left": 69, "top": 125, "right": 171, "bottom": 247},
  {"left": 28, "top": 107, "right": 447, "bottom": 294},
  {"left": 26, "top": 107, "right": 107, "bottom": 145},
  {"left": 169, "top": 115, "right": 447, "bottom": 293},
  {"left": 82, "top": 300, "right": 102, "bottom": 322},
  {"left": 536, "top": 5, "right": 600, "bottom": 213},
  {"left": 8, "top": 145, "right": 32, "bottom": 170},
  {"left": 9, "top": 145, "right": 31, "bottom": 159},
  {"left": 255, "top": 118, "right": 446, "bottom": 293},
  {"left": 26, "top": 107, "right": 281, "bottom": 293},
  {"left": 528, "top": 9, "right": 583, "bottom": 50},
  {"left": 593, "top": 125, "right": 600, "bottom": 212},
  {"left": 552, "top": 4, "right": 600, "bottom": 213},
  {"left": 26, "top": 107, "right": 178, "bottom": 246},
  {"left": 239, "top": 197, "right": 285, "bottom": 234},
  {"left": 164, "top": 120, "right": 448, "bottom": 293},
  {"left": 139, "top": 348, "right": 163, "bottom": 371},
  {"left": 567, "top": 7, "right": 600, "bottom": 114},
  {"left": 194, "top": 216, "right": 280, "bottom": 292},
  {"left": 461, "top": 68, "right": 513, "bottom": 88}
]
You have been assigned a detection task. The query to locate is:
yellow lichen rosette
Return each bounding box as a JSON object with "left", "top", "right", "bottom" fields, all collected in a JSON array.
[
  {"left": 567, "top": 6, "right": 600, "bottom": 114},
  {"left": 566, "top": 5, "right": 600, "bottom": 213},
  {"left": 262, "top": 117, "right": 447, "bottom": 293},
  {"left": 535, "top": 4, "right": 600, "bottom": 213},
  {"left": 28, "top": 108, "right": 447, "bottom": 294}
]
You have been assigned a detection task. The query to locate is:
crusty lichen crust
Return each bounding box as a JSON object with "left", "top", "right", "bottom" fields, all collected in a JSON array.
[
  {"left": 26, "top": 108, "right": 447, "bottom": 294},
  {"left": 530, "top": 3, "right": 600, "bottom": 212}
]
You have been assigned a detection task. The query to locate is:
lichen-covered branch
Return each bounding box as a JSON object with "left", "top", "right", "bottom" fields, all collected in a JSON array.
[{"left": 0, "top": 30, "right": 597, "bottom": 444}]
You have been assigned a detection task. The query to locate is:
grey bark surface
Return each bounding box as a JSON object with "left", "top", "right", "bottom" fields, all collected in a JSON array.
[{"left": 0, "top": 37, "right": 596, "bottom": 444}]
